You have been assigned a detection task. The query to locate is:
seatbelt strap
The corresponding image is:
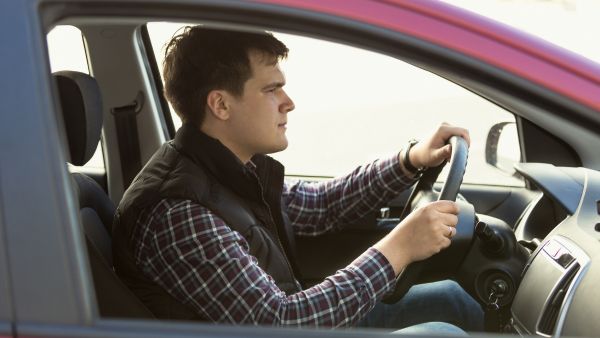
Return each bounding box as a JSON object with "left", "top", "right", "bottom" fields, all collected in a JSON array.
[{"left": 111, "top": 91, "right": 144, "bottom": 189}]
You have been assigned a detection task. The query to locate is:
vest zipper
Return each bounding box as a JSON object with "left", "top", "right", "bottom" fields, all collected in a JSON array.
[{"left": 251, "top": 172, "right": 299, "bottom": 288}]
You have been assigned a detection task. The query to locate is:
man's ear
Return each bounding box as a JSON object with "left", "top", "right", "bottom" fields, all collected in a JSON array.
[{"left": 206, "top": 90, "right": 231, "bottom": 120}]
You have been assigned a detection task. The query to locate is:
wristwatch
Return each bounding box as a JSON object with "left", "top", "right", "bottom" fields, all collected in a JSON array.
[{"left": 403, "top": 139, "right": 426, "bottom": 175}]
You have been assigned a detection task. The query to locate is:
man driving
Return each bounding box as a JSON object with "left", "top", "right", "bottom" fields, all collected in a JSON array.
[{"left": 112, "top": 26, "right": 483, "bottom": 334}]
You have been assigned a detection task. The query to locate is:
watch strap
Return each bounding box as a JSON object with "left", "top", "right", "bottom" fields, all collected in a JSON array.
[{"left": 403, "top": 139, "right": 426, "bottom": 175}]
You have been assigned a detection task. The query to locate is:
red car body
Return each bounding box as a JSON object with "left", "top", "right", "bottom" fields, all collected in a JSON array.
[{"left": 257, "top": 0, "right": 600, "bottom": 111}]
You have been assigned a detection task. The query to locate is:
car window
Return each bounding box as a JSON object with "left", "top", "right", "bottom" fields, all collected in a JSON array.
[
  {"left": 47, "top": 25, "right": 105, "bottom": 169},
  {"left": 146, "top": 22, "right": 523, "bottom": 187}
]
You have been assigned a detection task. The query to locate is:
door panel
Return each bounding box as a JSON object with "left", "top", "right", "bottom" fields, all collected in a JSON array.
[{"left": 296, "top": 230, "right": 386, "bottom": 287}]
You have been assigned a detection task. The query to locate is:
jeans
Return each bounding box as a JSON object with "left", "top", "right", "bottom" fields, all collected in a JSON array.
[{"left": 358, "top": 280, "right": 484, "bottom": 335}]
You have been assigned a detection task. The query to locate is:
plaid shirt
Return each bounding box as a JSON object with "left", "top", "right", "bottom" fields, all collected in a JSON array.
[{"left": 132, "top": 154, "right": 416, "bottom": 327}]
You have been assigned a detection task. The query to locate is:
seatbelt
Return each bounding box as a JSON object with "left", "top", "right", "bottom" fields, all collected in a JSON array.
[{"left": 111, "top": 91, "right": 144, "bottom": 189}]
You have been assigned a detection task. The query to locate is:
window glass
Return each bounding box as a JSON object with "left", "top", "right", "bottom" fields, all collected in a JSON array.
[
  {"left": 147, "top": 22, "right": 522, "bottom": 187},
  {"left": 47, "top": 25, "right": 104, "bottom": 169}
]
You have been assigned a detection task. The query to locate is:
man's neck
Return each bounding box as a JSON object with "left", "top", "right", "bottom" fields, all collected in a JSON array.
[{"left": 199, "top": 124, "right": 253, "bottom": 164}]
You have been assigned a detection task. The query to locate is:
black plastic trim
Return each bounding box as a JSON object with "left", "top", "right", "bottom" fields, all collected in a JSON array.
[
  {"left": 518, "top": 116, "right": 582, "bottom": 167},
  {"left": 140, "top": 24, "right": 175, "bottom": 139}
]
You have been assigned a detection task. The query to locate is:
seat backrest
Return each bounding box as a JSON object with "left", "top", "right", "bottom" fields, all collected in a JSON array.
[{"left": 55, "top": 70, "right": 153, "bottom": 318}]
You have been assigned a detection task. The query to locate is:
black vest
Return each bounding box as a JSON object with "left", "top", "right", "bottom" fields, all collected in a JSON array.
[{"left": 112, "top": 124, "right": 301, "bottom": 320}]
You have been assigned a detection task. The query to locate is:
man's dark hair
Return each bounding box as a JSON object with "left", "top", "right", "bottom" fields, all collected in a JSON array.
[{"left": 163, "top": 26, "right": 289, "bottom": 124}]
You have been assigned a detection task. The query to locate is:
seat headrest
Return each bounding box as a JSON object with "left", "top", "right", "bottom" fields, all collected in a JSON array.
[{"left": 54, "top": 71, "right": 103, "bottom": 166}]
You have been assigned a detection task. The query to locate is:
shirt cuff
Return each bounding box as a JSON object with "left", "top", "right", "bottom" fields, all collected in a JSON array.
[
  {"left": 347, "top": 247, "right": 397, "bottom": 301},
  {"left": 375, "top": 153, "right": 419, "bottom": 193}
]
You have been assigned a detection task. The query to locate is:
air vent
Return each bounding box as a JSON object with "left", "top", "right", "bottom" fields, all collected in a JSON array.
[{"left": 538, "top": 263, "right": 580, "bottom": 335}]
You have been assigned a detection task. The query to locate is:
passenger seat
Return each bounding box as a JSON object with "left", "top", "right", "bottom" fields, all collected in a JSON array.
[{"left": 54, "top": 70, "right": 153, "bottom": 319}]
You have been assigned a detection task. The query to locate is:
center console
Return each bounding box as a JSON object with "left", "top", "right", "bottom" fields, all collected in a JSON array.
[{"left": 511, "top": 236, "right": 589, "bottom": 336}]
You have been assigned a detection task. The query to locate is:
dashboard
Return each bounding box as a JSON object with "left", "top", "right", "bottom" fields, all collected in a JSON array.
[{"left": 510, "top": 163, "right": 600, "bottom": 337}]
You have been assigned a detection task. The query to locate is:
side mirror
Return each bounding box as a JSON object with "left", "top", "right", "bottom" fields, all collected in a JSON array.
[{"left": 485, "top": 122, "right": 521, "bottom": 176}]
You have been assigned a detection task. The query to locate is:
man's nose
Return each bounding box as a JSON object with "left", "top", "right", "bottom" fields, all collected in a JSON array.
[{"left": 281, "top": 91, "right": 295, "bottom": 113}]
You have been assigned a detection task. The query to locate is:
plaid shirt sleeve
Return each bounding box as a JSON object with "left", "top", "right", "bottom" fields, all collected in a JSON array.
[
  {"left": 283, "top": 153, "right": 417, "bottom": 236},
  {"left": 133, "top": 198, "right": 396, "bottom": 327}
]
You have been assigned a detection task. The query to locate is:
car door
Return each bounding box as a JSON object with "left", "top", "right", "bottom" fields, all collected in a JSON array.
[{"left": 7, "top": 0, "right": 598, "bottom": 338}]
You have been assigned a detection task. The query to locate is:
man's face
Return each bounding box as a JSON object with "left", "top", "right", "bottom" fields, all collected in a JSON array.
[{"left": 226, "top": 50, "right": 295, "bottom": 159}]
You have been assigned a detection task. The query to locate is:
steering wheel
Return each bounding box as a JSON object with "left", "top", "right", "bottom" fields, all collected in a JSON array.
[{"left": 382, "top": 136, "right": 473, "bottom": 304}]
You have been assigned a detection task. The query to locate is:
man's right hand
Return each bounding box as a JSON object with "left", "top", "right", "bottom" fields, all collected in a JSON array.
[{"left": 373, "top": 200, "right": 459, "bottom": 275}]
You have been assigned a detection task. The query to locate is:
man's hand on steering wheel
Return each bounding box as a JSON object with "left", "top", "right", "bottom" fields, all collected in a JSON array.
[
  {"left": 376, "top": 123, "right": 473, "bottom": 303},
  {"left": 373, "top": 200, "right": 460, "bottom": 275},
  {"left": 402, "top": 123, "right": 471, "bottom": 172},
  {"left": 376, "top": 122, "right": 470, "bottom": 275}
]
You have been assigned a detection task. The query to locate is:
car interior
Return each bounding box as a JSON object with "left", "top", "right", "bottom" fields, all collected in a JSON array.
[{"left": 42, "top": 4, "right": 600, "bottom": 337}]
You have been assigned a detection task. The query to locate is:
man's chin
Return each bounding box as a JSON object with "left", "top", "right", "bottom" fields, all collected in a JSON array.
[{"left": 263, "top": 141, "right": 288, "bottom": 155}]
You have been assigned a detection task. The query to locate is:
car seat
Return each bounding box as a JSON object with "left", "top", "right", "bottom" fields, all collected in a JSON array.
[{"left": 54, "top": 70, "right": 153, "bottom": 318}]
